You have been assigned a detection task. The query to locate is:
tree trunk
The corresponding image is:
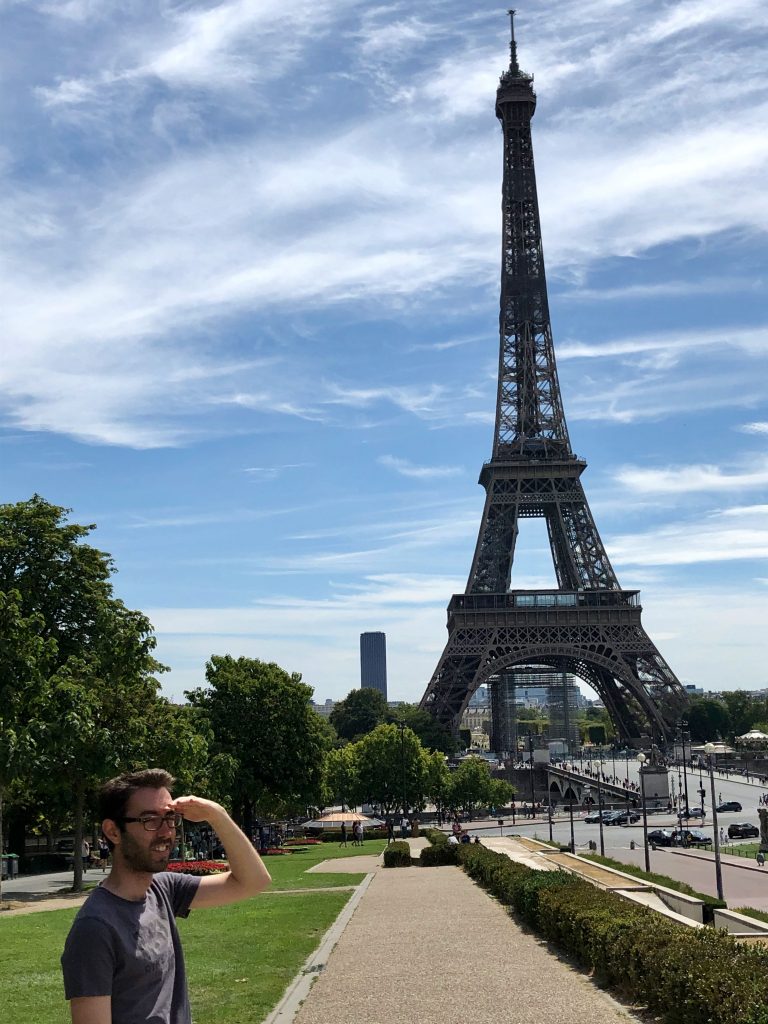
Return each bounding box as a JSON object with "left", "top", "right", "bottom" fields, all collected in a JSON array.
[{"left": 72, "top": 782, "right": 85, "bottom": 893}]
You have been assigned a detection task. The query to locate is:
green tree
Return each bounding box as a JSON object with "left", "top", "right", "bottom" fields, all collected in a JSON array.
[
  {"left": 354, "top": 724, "right": 427, "bottom": 815},
  {"left": 323, "top": 745, "right": 359, "bottom": 810},
  {"left": 489, "top": 776, "right": 516, "bottom": 811},
  {"left": 187, "top": 656, "right": 328, "bottom": 830},
  {"left": 587, "top": 724, "right": 606, "bottom": 745},
  {"left": 721, "top": 691, "right": 762, "bottom": 741},
  {"left": 448, "top": 756, "right": 497, "bottom": 817},
  {"left": 0, "top": 591, "right": 54, "bottom": 900},
  {"left": 329, "top": 688, "right": 388, "bottom": 742},
  {"left": 424, "top": 750, "right": 452, "bottom": 822},
  {"left": 139, "top": 701, "right": 216, "bottom": 795},
  {"left": 687, "top": 698, "right": 731, "bottom": 743},
  {"left": 0, "top": 497, "right": 165, "bottom": 891},
  {"left": 390, "top": 705, "right": 457, "bottom": 755}
]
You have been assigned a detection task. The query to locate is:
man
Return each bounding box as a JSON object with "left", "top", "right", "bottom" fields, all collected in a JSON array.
[{"left": 61, "top": 768, "right": 271, "bottom": 1024}]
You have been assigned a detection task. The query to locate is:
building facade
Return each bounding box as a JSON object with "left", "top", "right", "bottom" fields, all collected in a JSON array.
[{"left": 360, "top": 631, "right": 387, "bottom": 699}]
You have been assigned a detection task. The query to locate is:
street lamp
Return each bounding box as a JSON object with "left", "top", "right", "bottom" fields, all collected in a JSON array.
[
  {"left": 527, "top": 731, "right": 536, "bottom": 813},
  {"left": 636, "top": 753, "right": 651, "bottom": 872},
  {"left": 703, "top": 743, "right": 725, "bottom": 901},
  {"left": 679, "top": 719, "right": 691, "bottom": 815},
  {"left": 596, "top": 760, "right": 606, "bottom": 856},
  {"left": 396, "top": 721, "right": 408, "bottom": 820}
]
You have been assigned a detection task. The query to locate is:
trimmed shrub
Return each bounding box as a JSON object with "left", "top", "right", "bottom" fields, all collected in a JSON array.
[
  {"left": 420, "top": 843, "right": 459, "bottom": 866},
  {"left": 383, "top": 841, "right": 412, "bottom": 868},
  {"left": 454, "top": 842, "right": 768, "bottom": 1024},
  {"left": 424, "top": 827, "right": 449, "bottom": 846},
  {"left": 309, "top": 830, "right": 383, "bottom": 843}
]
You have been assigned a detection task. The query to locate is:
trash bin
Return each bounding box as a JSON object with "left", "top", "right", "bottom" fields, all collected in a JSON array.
[
  {"left": 1, "top": 854, "right": 19, "bottom": 879},
  {"left": 630, "top": 840, "right": 636, "bottom": 850}
]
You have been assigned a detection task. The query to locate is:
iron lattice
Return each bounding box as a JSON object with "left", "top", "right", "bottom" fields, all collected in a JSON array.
[{"left": 420, "top": 19, "right": 688, "bottom": 742}]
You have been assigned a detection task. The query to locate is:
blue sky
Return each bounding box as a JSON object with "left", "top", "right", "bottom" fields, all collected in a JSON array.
[{"left": 1, "top": 0, "right": 767, "bottom": 705}]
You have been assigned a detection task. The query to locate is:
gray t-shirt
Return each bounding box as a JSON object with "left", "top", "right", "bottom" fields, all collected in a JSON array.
[{"left": 61, "top": 872, "right": 201, "bottom": 1024}]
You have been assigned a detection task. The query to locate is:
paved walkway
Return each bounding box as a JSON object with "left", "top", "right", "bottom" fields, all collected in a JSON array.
[{"left": 292, "top": 851, "right": 639, "bottom": 1024}]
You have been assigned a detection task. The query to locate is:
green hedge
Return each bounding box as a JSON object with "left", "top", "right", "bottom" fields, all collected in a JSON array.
[
  {"left": 420, "top": 843, "right": 459, "bottom": 866},
  {"left": 306, "top": 830, "right": 384, "bottom": 843},
  {"left": 454, "top": 843, "right": 768, "bottom": 1024},
  {"left": 383, "top": 841, "right": 412, "bottom": 868},
  {"left": 581, "top": 852, "right": 726, "bottom": 922}
]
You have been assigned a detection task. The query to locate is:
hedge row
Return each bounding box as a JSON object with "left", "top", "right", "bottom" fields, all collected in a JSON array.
[
  {"left": 383, "top": 841, "right": 412, "bottom": 868},
  {"left": 306, "top": 830, "right": 384, "bottom": 843},
  {"left": 419, "top": 828, "right": 459, "bottom": 867},
  {"left": 453, "top": 843, "right": 768, "bottom": 1024}
]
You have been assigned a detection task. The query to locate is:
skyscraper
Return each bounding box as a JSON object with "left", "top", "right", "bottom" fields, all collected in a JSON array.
[{"left": 360, "top": 631, "right": 387, "bottom": 699}]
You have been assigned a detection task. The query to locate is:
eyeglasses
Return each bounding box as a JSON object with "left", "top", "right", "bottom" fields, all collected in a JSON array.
[{"left": 119, "top": 813, "right": 183, "bottom": 832}]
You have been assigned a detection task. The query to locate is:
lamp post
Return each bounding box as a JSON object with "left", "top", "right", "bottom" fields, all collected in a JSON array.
[
  {"left": 703, "top": 743, "right": 725, "bottom": 901},
  {"left": 527, "top": 731, "right": 536, "bottom": 813},
  {"left": 568, "top": 788, "right": 575, "bottom": 853},
  {"left": 396, "top": 721, "right": 408, "bottom": 819},
  {"left": 637, "top": 752, "right": 651, "bottom": 872},
  {"left": 679, "top": 719, "right": 691, "bottom": 815},
  {"left": 596, "top": 760, "right": 605, "bottom": 856}
]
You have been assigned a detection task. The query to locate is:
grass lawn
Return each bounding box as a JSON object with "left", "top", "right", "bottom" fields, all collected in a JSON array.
[
  {"left": 264, "top": 838, "right": 386, "bottom": 890},
  {"left": 0, "top": 841, "right": 383, "bottom": 1023}
]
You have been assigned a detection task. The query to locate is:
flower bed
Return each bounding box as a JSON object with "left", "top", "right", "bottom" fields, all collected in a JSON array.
[
  {"left": 167, "top": 860, "right": 229, "bottom": 876},
  {"left": 261, "top": 848, "right": 292, "bottom": 855}
]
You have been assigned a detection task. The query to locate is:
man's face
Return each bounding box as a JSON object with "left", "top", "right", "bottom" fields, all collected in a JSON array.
[{"left": 109, "top": 786, "right": 178, "bottom": 874}]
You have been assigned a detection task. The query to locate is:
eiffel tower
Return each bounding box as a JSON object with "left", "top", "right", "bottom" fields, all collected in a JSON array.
[{"left": 420, "top": 15, "right": 688, "bottom": 743}]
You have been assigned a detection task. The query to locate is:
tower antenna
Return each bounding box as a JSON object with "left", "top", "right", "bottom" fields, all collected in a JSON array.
[{"left": 507, "top": 9, "right": 520, "bottom": 73}]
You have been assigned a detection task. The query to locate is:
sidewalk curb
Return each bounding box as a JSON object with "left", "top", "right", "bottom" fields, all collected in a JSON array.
[
  {"left": 668, "top": 848, "right": 768, "bottom": 873},
  {"left": 262, "top": 872, "right": 376, "bottom": 1024}
]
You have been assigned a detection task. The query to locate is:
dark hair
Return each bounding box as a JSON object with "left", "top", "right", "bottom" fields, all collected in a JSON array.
[{"left": 98, "top": 768, "right": 175, "bottom": 848}]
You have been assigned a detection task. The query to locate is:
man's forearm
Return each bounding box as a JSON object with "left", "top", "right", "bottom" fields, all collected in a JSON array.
[{"left": 208, "top": 807, "right": 271, "bottom": 894}]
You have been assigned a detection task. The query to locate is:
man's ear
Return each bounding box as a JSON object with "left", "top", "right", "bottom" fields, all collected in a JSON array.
[{"left": 102, "top": 818, "right": 122, "bottom": 846}]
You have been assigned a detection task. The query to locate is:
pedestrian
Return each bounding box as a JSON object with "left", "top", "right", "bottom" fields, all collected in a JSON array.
[
  {"left": 401, "top": 816, "right": 410, "bottom": 839},
  {"left": 719, "top": 827, "right": 725, "bottom": 845},
  {"left": 81, "top": 839, "right": 90, "bottom": 873},
  {"left": 97, "top": 837, "right": 110, "bottom": 873},
  {"left": 386, "top": 819, "right": 395, "bottom": 844},
  {"left": 61, "top": 767, "right": 271, "bottom": 1024},
  {"left": 339, "top": 822, "right": 348, "bottom": 847}
]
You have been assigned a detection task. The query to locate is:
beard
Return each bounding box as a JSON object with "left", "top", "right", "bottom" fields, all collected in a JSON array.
[{"left": 118, "top": 830, "right": 173, "bottom": 874}]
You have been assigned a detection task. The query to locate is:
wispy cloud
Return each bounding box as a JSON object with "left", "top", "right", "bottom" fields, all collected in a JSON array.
[
  {"left": 740, "top": 422, "right": 768, "bottom": 436},
  {"left": 378, "top": 454, "right": 462, "bottom": 479},
  {"left": 616, "top": 460, "right": 768, "bottom": 495},
  {"left": 609, "top": 505, "right": 768, "bottom": 567}
]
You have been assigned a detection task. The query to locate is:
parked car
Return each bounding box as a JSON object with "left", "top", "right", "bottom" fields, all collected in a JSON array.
[
  {"left": 677, "top": 806, "right": 705, "bottom": 819},
  {"left": 716, "top": 801, "right": 742, "bottom": 813},
  {"left": 584, "top": 810, "right": 613, "bottom": 824},
  {"left": 606, "top": 810, "right": 640, "bottom": 826},
  {"left": 648, "top": 828, "right": 675, "bottom": 847},
  {"left": 672, "top": 828, "right": 710, "bottom": 846},
  {"left": 728, "top": 821, "right": 759, "bottom": 839}
]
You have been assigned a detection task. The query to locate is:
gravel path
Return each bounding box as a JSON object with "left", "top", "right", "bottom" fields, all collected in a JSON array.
[{"left": 294, "top": 865, "right": 641, "bottom": 1024}]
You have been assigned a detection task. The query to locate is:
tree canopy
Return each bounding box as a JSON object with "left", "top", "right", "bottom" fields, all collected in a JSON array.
[
  {"left": 187, "top": 656, "right": 329, "bottom": 827},
  {"left": 0, "top": 496, "right": 167, "bottom": 891},
  {"left": 329, "top": 687, "right": 389, "bottom": 742}
]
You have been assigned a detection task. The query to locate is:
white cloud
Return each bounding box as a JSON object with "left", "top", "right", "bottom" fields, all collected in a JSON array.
[
  {"left": 609, "top": 505, "right": 768, "bottom": 566},
  {"left": 741, "top": 422, "right": 768, "bottom": 436},
  {"left": 378, "top": 454, "right": 462, "bottom": 479},
  {"left": 616, "top": 461, "right": 768, "bottom": 495}
]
